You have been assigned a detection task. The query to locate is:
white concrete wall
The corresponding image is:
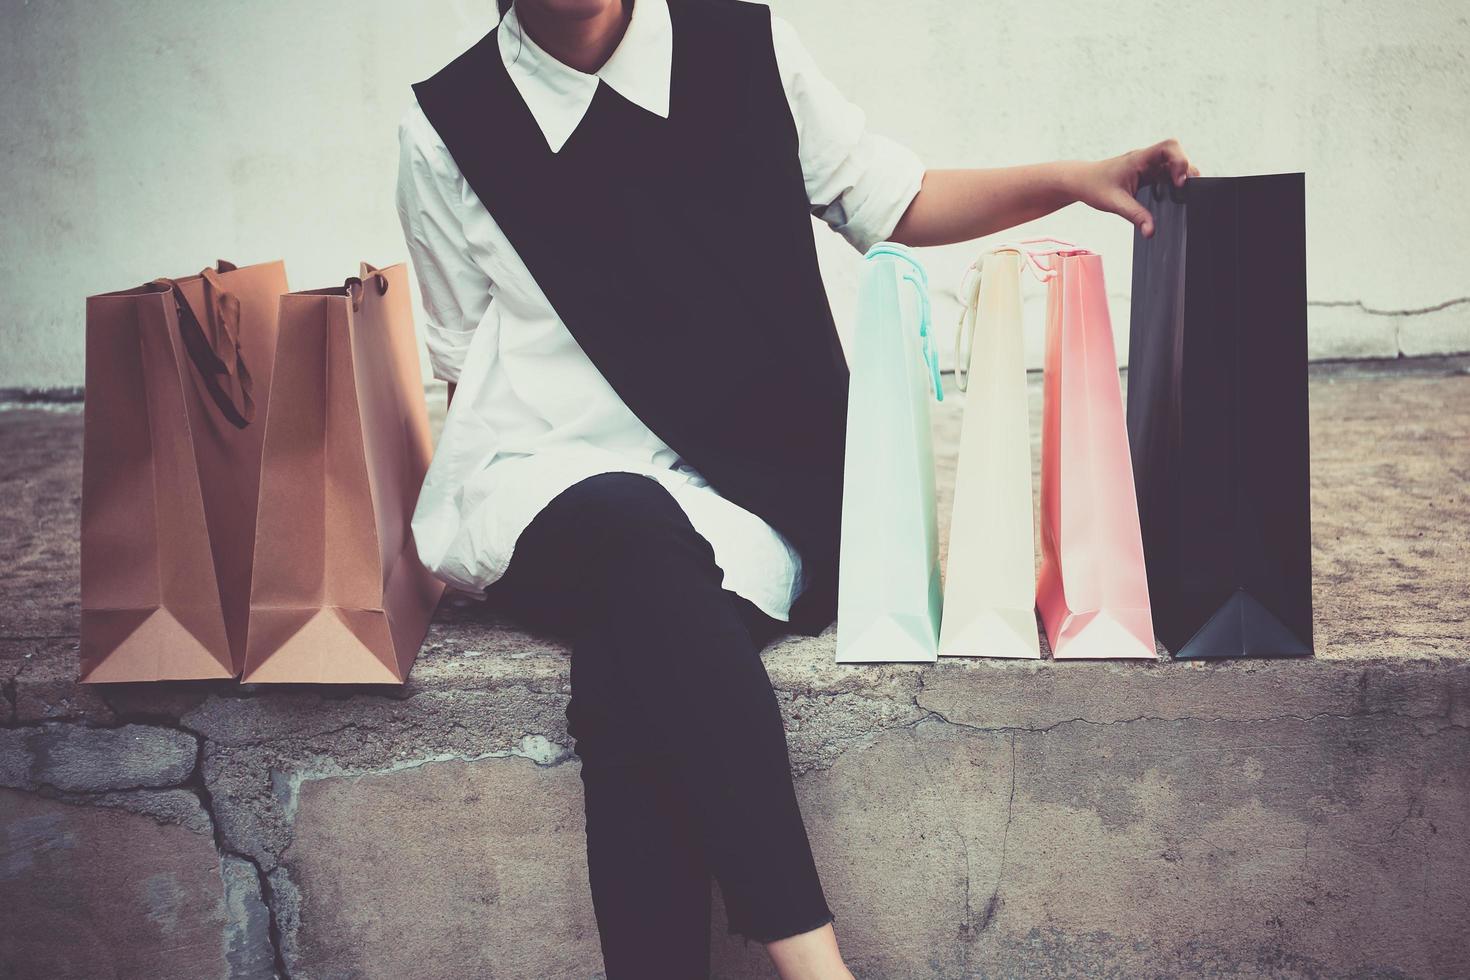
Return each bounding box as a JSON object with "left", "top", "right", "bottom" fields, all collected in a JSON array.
[{"left": 1, "top": 0, "right": 1466, "bottom": 388}]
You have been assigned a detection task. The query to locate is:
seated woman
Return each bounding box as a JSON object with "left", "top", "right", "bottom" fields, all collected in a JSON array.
[{"left": 396, "top": 1, "right": 1195, "bottom": 976}]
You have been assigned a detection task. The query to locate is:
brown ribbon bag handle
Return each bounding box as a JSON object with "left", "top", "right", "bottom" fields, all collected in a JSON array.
[
  {"left": 152, "top": 260, "right": 255, "bottom": 429},
  {"left": 344, "top": 264, "right": 391, "bottom": 312}
]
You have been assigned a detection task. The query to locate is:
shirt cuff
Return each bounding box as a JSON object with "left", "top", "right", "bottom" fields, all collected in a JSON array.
[
  {"left": 424, "top": 325, "right": 476, "bottom": 384},
  {"left": 817, "top": 133, "right": 927, "bottom": 254}
]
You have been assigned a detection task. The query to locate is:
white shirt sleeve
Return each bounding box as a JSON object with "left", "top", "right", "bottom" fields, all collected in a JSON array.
[
  {"left": 769, "top": 15, "right": 927, "bottom": 254},
  {"left": 395, "top": 103, "right": 493, "bottom": 384}
]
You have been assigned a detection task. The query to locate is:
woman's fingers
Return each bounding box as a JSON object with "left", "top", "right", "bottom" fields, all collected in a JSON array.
[
  {"left": 1094, "top": 141, "right": 1195, "bottom": 236},
  {"left": 1143, "top": 138, "right": 1193, "bottom": 187},
  {"left": 1162, "top": 139, "right": 1192, "bottom": 186},
  {"left": 1112, "top": 188, "right": 1155, "bottom": 239}
]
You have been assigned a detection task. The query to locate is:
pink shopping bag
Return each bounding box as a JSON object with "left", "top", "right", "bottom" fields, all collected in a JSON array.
[{"left": 1029, "top": 240, "right": 1156, "bottom": 660}]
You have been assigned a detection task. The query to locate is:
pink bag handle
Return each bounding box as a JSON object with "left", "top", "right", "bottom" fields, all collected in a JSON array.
[
  {"left": 989, "top": 238, "right": 1091, "bottom": 282},
  {"left": 952, "top": 237, "right": 1092, "bottom": 390}
]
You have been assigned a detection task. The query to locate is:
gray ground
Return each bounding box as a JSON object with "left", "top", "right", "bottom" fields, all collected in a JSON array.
[{"left": 8, "top": 359, "right": 1466, "bottom": 669}]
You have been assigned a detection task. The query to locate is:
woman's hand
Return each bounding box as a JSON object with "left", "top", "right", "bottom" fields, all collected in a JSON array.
[{"left": 1066, "top": 139, "right": 1200, "bottom": 238}]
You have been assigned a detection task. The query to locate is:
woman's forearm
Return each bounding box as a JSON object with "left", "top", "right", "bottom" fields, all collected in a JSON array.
[
  {"left": 888, "top": 140, "right": 1199, "bottom": 247},
  {"left": 888, "top": 162, "right": 1088, "bottom": 248}
]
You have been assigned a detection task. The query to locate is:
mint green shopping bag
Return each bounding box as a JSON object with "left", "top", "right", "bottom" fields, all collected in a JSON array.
[{"left": 835, "top": 243, "right": 945, "bottom": 663}]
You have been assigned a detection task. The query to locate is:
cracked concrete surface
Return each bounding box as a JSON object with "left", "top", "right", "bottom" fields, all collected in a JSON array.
[{"left": 1, "top": 357, "right": 1468, "bottom": 979}]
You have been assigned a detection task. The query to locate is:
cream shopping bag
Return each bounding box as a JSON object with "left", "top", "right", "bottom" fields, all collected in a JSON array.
[{"left": 938, "top": 249, "right": 1042, "bottom": 659}]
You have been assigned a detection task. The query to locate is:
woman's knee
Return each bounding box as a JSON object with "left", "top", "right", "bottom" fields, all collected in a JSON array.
[
  {"left": 542, "top": 471, "right": 718, "bottom": 578},
  {"left": 549, "top": 471, "right": 678, "bottom": 528}
]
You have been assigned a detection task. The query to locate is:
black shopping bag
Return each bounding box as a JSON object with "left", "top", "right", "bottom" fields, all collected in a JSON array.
[{"left": 1126, "top": 174, "right": 1313, "bottom": 659}]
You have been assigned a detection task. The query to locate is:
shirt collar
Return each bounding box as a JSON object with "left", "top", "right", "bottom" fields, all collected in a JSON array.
[{"left": 497, "top": 0, "right": 672, "bottom": 153}]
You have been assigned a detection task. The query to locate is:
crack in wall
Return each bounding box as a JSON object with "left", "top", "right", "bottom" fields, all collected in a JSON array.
[
  {"left": 1307, "top": 296, "right": 1470, "bottom": 361},
  {"left": 977, "top": 732, "right": 1018, "bottom": 938},
  {"left": 911, "top": 725, "right": 976, "bottom": 969},
  {"left": 1383, "top": 765, "right": 1434, "bottom": 846},
  {"left": 176, "top": 717, "right": 291, "bottom": 980},
  {"left": 1308, "top": 296, "right": 1470, "bottom": 318}
]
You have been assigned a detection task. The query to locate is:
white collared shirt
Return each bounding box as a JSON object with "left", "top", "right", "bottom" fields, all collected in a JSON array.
[{"left": 397, "top": 0, "right": 926, "bottom": 622}]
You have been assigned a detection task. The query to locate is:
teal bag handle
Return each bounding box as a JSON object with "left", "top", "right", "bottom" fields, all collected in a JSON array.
[{"left": 863, "top": 242, "right": 944, "bottom": 402}]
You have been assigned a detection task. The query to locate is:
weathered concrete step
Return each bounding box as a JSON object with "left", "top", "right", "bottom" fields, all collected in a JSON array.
[
  {"left": 4, "top": 640, "right": 1466, "bottom": 978},
  {"left": 233, "top": 653, "right": 1467, "bottom": 979}
]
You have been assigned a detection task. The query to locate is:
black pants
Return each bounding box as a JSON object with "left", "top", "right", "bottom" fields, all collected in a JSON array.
[{"left": 482, "top": 471, "right": 835, "bottom": 977}]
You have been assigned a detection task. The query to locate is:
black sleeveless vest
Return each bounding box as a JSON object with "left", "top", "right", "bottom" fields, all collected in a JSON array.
[{"left": 412, "top": 0, "right": 850, "bottom": 636}]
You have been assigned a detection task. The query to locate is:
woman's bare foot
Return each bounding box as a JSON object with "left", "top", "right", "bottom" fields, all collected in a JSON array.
[{"left": 765, "top": 922, "right": 855, "bottom": 980}]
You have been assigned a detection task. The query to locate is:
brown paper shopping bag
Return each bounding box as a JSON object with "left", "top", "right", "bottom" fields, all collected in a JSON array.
[
  {"left": 81, "top": 260, "right": 288, "bottom": 682},
  {"left": 242, "top": 263, "right": 444, "bottom": 684}
]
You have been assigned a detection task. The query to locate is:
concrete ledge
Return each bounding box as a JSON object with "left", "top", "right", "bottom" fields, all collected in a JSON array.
[
  {"left": 4, "top": 636, "right": 1468, "bottom": 978},
  {"left": 2, "top": 358, "right": 1468, "bottom": 978}
]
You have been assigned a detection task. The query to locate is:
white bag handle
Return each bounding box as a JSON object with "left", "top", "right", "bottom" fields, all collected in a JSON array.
[{"left": 953, "top": 238, "right": 1090, "bottom": 391}]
